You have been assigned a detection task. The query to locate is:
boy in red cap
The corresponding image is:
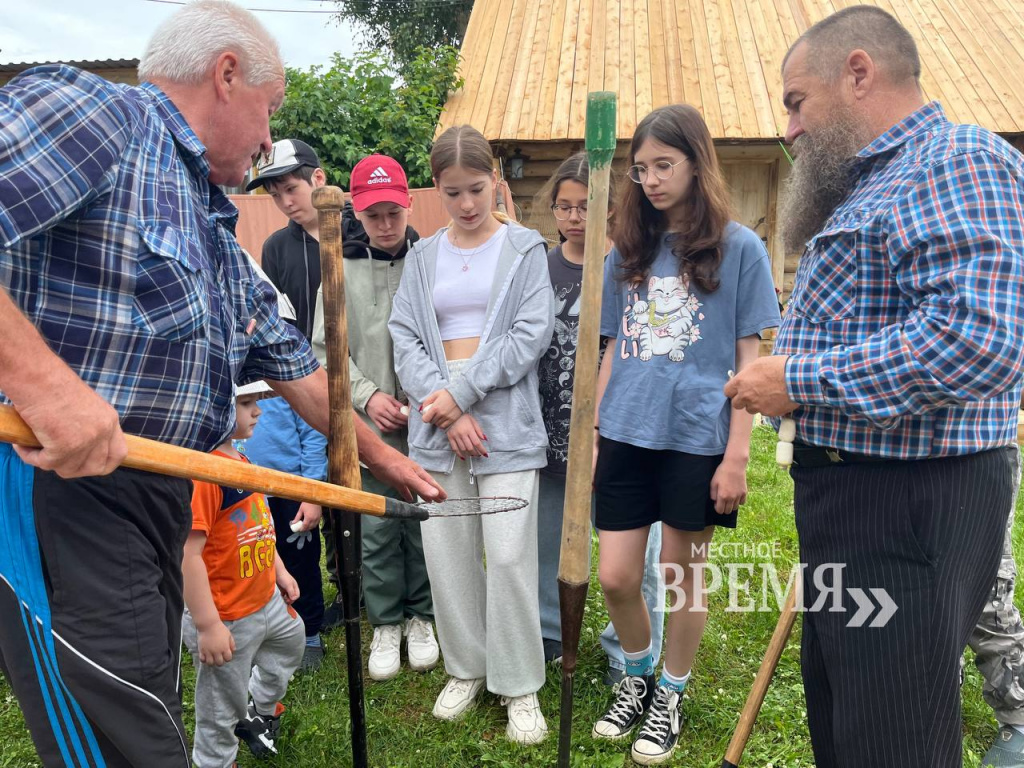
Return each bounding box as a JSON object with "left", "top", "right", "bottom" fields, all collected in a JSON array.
[
  {"left": 312, "top": 155, "right": 439, "bottom": 681},
  {"left": 248, "top": 139, "right": 331, "bottom": 670}
]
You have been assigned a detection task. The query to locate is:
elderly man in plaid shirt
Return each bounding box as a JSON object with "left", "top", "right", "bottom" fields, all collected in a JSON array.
[
  {"left": 727, "top": 6, "right": 1024, "bottom": 768},
  {"left": 0, "top": 2, "right": 444, "bottom": 766}
]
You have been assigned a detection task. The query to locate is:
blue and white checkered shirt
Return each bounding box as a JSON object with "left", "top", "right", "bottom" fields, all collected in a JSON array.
[
  {"left": 774, "top": 102, "right": 1024, "bottom": 458},
  {"left": 0, "top": 65, "right": 318, "bottom": 452}
]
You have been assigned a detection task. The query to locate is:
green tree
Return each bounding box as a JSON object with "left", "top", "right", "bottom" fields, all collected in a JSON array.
[
  {"left": 332, "top": 0, "right": 472, "bottom": 73},
  {"left": 269, "top": 45, "right": 463, "bottom": 189}
]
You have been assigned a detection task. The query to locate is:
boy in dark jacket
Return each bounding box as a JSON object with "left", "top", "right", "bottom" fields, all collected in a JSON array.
[{"left": 247, "top": 139, "right": 334, "bottom": 665}]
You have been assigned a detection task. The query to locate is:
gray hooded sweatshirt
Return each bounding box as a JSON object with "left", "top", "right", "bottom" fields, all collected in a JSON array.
[{"left": 389, "top": 221, "right": 555, "bottom": 476}]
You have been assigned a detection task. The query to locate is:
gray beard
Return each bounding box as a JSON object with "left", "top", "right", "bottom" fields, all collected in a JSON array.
[{"left": 780, "top": 110, "right": 869, "bottom": 253}]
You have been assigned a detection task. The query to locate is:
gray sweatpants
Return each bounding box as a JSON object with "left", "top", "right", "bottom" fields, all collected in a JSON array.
[
  {"left": 183, "top": 592, "right": 305, "bottom": 768},
  {"left": 421, "top": 461, "right": 546, "bottom": 697},
  {"left": 968, "top": 445, "right": 1024, "bottom": 725}
]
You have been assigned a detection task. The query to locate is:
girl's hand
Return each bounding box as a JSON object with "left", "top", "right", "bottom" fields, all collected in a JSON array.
[
  {"left": 592, "top": 428, "right": 601, "bottom": 485},
  {"left": 291, "top": 502, "right": 322, "bottom": 532},
  {"left": 421, "top": 389, "right": 463, "bottom": 430},
  {"left": 277, "top": 569, "right": 300, "bottom": 605},
  {"left": 446, "top": 415, "right": 488, "bottom": 459},
  {"left": 197, "top": 621, "right": 235, "bottom": 666},
  {"left": 710, "top": 456, "right": 748, "bottom": 515}
]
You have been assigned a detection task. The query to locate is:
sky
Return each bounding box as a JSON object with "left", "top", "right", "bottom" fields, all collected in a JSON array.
[{"left": 0, "top": 0, "right": 357, "bottom": 70}]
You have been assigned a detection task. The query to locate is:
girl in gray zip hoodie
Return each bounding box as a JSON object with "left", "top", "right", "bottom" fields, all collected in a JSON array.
[{"left": 388, "top": 125, "right": 554, "bottom": 745}]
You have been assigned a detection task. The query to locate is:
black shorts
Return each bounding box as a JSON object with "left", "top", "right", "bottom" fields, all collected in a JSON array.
[{"left": 593, "top": 437, "right": 735, "bottom": 532}]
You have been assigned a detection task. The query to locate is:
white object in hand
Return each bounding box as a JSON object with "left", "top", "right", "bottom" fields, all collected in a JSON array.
[
  {"left": 290, "top": 520, "right": 304, "bottom": 533},
  {"left": 400, "top": 405, "right": 410, "bottom": 417},
  {"left": 776, "top": 417, "right": 796, "bottom": 468}
]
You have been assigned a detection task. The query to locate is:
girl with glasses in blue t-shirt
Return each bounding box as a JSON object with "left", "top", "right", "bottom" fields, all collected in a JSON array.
[{"left": 590, "top": 104, "right": 781, "bottom": 765}]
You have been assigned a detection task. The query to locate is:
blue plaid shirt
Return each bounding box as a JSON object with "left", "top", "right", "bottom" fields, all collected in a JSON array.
[
  {"left": 774, "top": 102, "right": 1024, "bottom": 458},
  {"left": 0, "top": 66, "right": 318, "bottom": 452}
]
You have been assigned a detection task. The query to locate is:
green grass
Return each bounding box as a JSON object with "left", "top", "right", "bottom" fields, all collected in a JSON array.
[{"left": 2, "top": 424, "right": 1020, "bottom": 767}]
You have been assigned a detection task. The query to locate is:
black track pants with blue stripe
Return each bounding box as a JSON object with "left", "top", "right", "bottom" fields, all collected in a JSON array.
[{"left": 0, "top": 444, "right": 192, "bottom": 768}]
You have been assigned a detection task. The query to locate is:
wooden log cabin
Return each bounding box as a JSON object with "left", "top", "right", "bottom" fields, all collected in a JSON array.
[{"left": 439, "top": 0, "right": 1024, "bottom": 352}]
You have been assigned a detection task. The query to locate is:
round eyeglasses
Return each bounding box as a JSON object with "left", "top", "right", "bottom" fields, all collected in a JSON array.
[
  {"left": 627, "top": 159, "right": 688, "bottom": 184},
  {"left": 550, "top": 204, "right": 588, "bottom": 221}
]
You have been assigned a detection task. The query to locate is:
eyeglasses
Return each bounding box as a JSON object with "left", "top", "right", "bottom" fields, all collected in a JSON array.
[
  {"left": 550, "top": 204, "right": 588, "bottom": 221},
  {"left": 627, "top": 159, "right": 688, "bottom": 184}
]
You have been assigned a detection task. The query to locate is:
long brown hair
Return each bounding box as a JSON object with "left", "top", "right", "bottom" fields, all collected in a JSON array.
[
  {"left": 613, "top": 104, "right": 732, "bottom": 293},
  {"left": 431, "top": 124, "right": 494, "bottom": 179},
  {"left": 430, "top": 125, "right": 511, "bottom": 225}
]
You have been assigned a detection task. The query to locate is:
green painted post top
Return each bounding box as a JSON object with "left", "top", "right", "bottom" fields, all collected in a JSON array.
[{"left": 585, "top": 92, "right": 617, "bottom": 168}]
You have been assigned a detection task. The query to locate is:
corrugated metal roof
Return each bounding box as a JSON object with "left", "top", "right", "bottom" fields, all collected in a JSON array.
[
  {"left": 440, "top": 0, "right": 1024, "bottom": 140},
  {"left": 0, "top": 58, "right": 139, "bottom": 74}
]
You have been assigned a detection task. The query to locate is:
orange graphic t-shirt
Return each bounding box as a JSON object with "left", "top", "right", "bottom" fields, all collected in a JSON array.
[{"left": 191, "top": 451, "right": 277, "bottom": 621}]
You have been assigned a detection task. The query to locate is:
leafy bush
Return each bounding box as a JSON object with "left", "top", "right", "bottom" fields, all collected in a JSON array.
[{"left": 269, "top": 45, "right": 463, "bottom": 189}]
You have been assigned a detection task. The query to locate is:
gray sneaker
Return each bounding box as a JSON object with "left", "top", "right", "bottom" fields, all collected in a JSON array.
[
  {"left": 299, "top": 642, "right": 324, "bottom": 673},
  {"left": 983, "top": 727, "right": 1024, "bottom": 768}
]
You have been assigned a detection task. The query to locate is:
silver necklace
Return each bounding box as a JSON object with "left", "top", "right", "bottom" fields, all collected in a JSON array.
[{"left": 450, "top": 230, "right": 487, "bottom": 272}]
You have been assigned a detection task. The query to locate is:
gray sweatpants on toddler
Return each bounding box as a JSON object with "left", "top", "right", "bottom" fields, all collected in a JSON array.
[
  {"left": 183, "top": 591, "right": 305, "bottom": 768},
  {"left": 421, "top": 461, "right": 546, "bottom": 697}
]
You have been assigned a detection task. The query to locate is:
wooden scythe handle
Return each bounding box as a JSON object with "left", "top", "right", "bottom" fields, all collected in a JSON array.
[
  {"left": 722, "top": 577, "right": 800, "bottom": 767},
  {"left": 0, "top": 404, "right": 425, "bottom": 520}
]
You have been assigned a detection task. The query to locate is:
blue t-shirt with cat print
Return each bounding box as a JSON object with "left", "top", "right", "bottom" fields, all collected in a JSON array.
[{"left": 599, "top": 222, "right": 781, "bottom": 455}]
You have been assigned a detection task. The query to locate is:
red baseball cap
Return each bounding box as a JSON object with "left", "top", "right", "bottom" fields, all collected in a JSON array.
[{"left": 350, "top": 155, "right": 411, "bottom": 211}]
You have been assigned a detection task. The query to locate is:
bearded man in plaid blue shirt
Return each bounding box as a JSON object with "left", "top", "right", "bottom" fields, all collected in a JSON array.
[
  {"left": 727, "top": 6, "right": 1024, "bottom": 768},
  {"left": 0, "top": 2, "right": 444, "bottom": 766}
]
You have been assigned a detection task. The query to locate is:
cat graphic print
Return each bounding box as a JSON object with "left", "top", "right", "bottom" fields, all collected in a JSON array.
[{"left": 621, "top": 275, "right": 703, "bottom": 361}]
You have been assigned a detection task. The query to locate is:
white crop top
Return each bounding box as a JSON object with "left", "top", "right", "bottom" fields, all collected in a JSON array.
[{"left": 433, "top": 226, "right": 507, "bottom": 340}]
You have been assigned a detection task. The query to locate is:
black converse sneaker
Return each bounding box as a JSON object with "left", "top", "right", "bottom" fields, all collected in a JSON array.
[
  {"left": 234, "top": 700, "right": 284, "bottom": 758},
  {"left": 630, "top": 684, "right": 682, "bottom": 765},
  {"left": 591, "top": 673, "right": 656, "bottom": 740}
]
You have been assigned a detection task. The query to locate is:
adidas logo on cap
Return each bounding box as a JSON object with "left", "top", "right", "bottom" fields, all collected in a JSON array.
[{"left": 367, "top": 166, "right": 392, "bottom": 185}]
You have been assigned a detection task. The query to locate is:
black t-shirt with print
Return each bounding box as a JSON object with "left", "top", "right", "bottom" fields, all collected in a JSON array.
[{"left": 539, "top": 245, "right": 585, "bottom": 476}]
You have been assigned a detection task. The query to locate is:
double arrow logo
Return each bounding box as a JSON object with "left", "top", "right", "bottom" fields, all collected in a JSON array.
[{"left": 845, "top": 587, "right": 898, "bottom": 628}]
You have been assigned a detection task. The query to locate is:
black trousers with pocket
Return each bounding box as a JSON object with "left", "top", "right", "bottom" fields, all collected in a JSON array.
[
  {"left": 268, "top": 496, "right": 324, "bottom": 637},
  {"left": 792, "top": 447, "right": 1015, "bottom": 768},
  {"left": 0, "top": 444, "right": 192, "bottom": 768}
]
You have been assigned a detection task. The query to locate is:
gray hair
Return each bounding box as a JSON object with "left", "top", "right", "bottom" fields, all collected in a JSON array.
[
  {"left": 784, "top": 5, "right": 921, "bottom": 86},
  {"left": 138, "top": 0, "right": 283, "bottom": 86}
]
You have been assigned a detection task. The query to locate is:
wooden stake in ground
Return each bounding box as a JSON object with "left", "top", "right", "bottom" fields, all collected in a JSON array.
[
  {"left": 556, "top": 91, "right": 616, "bottom": 768},
  {"left": 313, "top": 186, "right": 368, "bottom": 768},
  {"left": 721, "top": 576, "right": 800, "bottom": 767}
]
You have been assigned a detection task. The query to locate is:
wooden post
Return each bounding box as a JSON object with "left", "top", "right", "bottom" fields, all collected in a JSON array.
[
  {"left": 313, "top": 186, "right": 367, "bottom": 768},
  {"left": 556, "top": 91, "right": 616, "bottom": 768}
]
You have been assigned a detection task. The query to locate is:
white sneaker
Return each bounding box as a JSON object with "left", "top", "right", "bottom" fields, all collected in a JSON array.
[
  {"left": 502, "top": 691, "right": 548, "bottom": 745},
  {"left": 367, "top": 624, "right": 402, "bottom": 681},
  {"left": 432, "top": 676, "right": 484, "bottom": 720},
  {"left": 405, "top": 616, "right": 440, "bottom": 672}
]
